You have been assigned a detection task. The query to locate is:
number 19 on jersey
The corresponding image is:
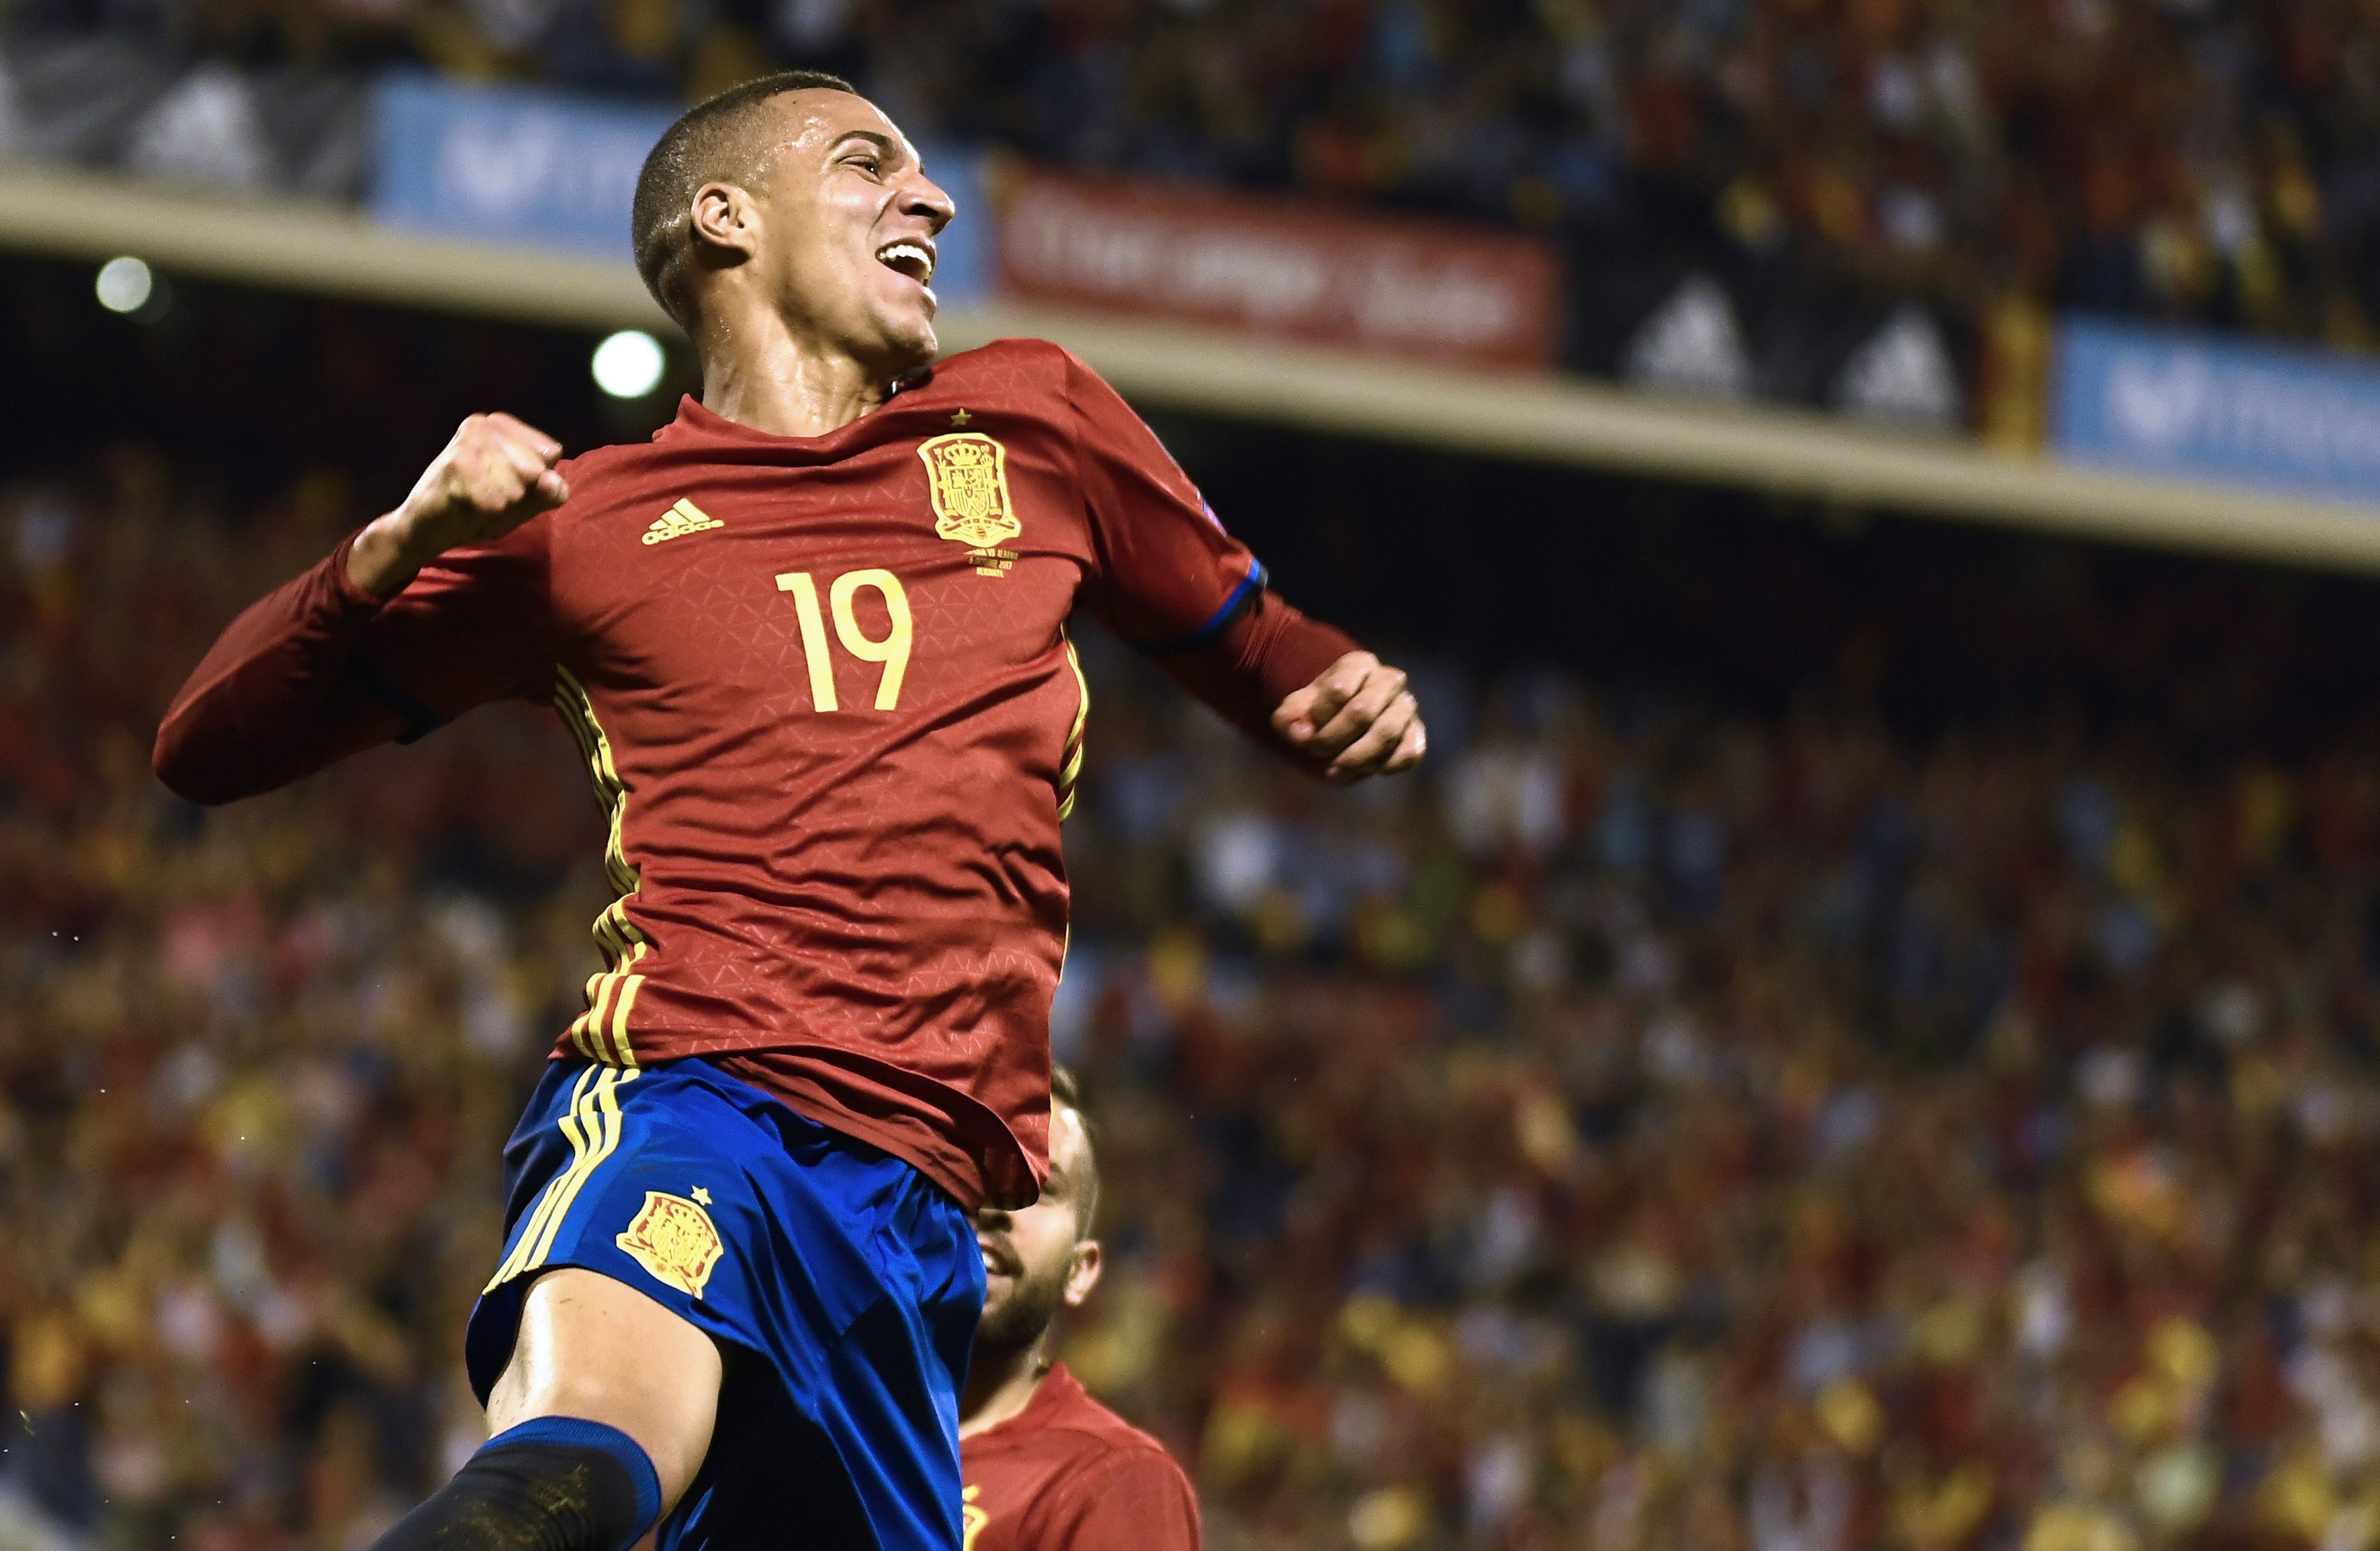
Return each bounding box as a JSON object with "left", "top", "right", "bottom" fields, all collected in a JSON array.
[{"left": 776, "top": 570, "right": 913, "bottom": 712}]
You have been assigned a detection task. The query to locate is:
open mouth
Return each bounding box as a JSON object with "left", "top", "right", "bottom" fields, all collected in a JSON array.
[
  {"left": 977, "top": 1237, "right": 1019, "bottom": 1278},
  {"left": 876, "top": 240, "right": 936, "bottom": 287}
]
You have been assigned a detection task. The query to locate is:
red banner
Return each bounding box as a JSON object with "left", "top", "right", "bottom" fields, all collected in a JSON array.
[{"left": 989, "top": 163, "right": 1563, "bottom": 373}]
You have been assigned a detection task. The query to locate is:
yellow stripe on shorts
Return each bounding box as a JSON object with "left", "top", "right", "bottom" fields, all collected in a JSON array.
[{"left": 482, "top": 1067, "right": 638, "bottom": 1294}]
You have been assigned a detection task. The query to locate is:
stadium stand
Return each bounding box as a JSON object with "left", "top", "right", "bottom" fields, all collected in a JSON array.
[
  {"left": 1, "top": 0, "right": 2365, "bottom": 320},
  {"left": 7, "top": 0, "right": 2380, "bottom": 386},
  {"left": 16, "top": 2, "right": 2380, "bottom": 557}
]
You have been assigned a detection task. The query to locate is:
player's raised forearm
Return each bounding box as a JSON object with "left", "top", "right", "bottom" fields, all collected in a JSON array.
[
  {"left": 346, "top": 413, "right": 570, "bottom": 599},
  {"left": 1147, "top": 589, "right": 1360, "bottom": 756},
  {"left": 157, "top": 414, "right": 568, "bottom": 803},
  {"left": 152, "top": 539, "right": 394, "bottom": 803},
  {"left": 345, "top": 511, "right": 430, "bottom": 600}
]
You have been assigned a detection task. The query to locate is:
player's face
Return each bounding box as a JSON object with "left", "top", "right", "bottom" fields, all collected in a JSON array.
[
  {"left": 973, "top": 1104, "right": 1100, "bottom": 1354},
  {"left": 745, "top": 91, "right": 954, "bottom": 373}
]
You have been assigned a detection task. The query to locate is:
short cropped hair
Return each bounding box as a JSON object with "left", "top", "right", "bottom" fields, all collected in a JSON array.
[
  {"left": 630, "top": 70, "right": 856, "bottom": 328},
  {"left": 1049, "top": 1063, "right": 1101, "bottom": 1235}
]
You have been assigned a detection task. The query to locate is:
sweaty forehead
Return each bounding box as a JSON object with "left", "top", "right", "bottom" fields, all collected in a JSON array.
[{"left": 759, "top": 89, "right": 912, "bottom": 167}]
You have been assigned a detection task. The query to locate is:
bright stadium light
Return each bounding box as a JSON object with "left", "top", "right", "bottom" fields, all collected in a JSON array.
[
  {"left": 95, "top": 257, "right": 154, "bottom": 314},
  {"left": 593, "top": 330, "right": 665, "bottom": 398}
]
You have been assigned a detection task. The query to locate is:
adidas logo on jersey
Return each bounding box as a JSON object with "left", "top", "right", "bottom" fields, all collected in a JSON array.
[{"left": 643, "top": 498, "right": 723, "bottom": 545}]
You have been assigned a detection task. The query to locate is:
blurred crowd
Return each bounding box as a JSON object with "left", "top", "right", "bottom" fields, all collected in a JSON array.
[
  {"left": 1059, "top": 639, "right": 2380, "bottom": 1551},
  {"left": 15, "top": 441, "right": 2380, "bottom": 1551},
  {"left": 0, "top": 448, "right": 615, "bottom": 1550},
  {"left": 21, "top": 0, "right": 2380, "bottom": 343}
]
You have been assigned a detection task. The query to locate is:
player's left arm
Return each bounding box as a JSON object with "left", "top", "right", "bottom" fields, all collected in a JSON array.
[{"left": 1063, "top": 351, "right": 1423, "bottom": 783}]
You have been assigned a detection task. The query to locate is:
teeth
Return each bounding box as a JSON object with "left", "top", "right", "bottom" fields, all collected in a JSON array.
[{"left": 877, "top": 242, "right": 934, "bottom": 283}]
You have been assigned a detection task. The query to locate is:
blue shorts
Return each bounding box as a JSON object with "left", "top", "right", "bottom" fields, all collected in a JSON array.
[{"left": 464, "top": 1058, "right": 985, "bottom": 1550}]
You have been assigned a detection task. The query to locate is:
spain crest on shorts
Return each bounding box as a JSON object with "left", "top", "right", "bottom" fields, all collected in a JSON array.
[
  {"left": 615, "top": 1190, "right": 725, "bottom": 1298},
  {"left": 917, "top": 433, "right": 1020, "bottom": 547}
]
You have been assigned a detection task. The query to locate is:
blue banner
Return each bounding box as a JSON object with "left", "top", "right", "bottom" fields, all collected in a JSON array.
[
  {"left": 2052, "top": 315, "right": 2380, "bottom": 507},
  {"left": 370, "top": 75, "right": 675, "bottom": 259},
  {"left": 367, "top": 73, "right": 986, "bottom": 302}
]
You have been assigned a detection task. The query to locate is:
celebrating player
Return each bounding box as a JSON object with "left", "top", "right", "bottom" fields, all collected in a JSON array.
[
  {"left": 154, "top": 69, "right": 1421, "bottom": 1551},
  {"left": 959, "top": 1067, "right": 1196, "bottom": 1551}
]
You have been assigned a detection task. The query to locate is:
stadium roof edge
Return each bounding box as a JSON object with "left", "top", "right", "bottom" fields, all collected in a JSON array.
[
  {"left": 0, "top": 162, "right": 673, "bottom": 332},
  {"left": 7, "top": 163, "right": 2379, "bottom": 576}
]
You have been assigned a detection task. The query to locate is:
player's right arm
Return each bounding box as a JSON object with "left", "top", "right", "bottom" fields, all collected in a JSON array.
[
  {"left": 152, "top": 414, "right": 569, "bottom": 805},
  {"left": 1058, "top": 347, "right": 1422, "bottom": 783}
]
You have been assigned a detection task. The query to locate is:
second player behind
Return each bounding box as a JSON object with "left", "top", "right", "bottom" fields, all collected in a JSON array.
[{"left": 961, "top": 1066, "right": 1198, "bottom": 1551}]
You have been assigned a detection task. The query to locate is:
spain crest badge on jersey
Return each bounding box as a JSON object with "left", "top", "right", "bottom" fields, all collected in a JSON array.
[
  {"left": 615, "top": 1190, "right": 725, "bottom": 1298},
  {"left": 917, "top": 433, "right": 1020, "bottom": 548}
]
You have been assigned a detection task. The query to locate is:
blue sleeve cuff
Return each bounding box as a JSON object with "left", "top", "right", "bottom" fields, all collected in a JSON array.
[{"left": 1137, "top": 560, "right": 1268, "bottom": 656}]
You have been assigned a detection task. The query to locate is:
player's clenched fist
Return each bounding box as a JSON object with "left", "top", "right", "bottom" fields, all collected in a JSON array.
[
  {"left": 346, "top": 413, "right": 570, "bottom": 599},
  {"left": 1272, "top": 650, "right": 1427, "bottom": 783}
]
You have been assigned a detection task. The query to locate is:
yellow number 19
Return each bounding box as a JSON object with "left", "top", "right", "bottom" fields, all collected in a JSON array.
[{"left": 775, "top": 569, "right": 913, "bottom": 711}]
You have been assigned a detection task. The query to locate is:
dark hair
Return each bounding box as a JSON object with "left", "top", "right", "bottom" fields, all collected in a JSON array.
[
  {"left": 1049, "top": 1063, "right": 1100, "bottom": 1235},
  {"left": 630, "top": 69, "right": 857, "bottom": 328}
]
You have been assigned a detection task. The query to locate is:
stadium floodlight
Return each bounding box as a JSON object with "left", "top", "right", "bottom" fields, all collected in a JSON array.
[
  {"left": 593, "top": 330, "right": 666, "bottom": 398},
  {"left": 95, "top": 257, "right": 155, "bottom": 315}
]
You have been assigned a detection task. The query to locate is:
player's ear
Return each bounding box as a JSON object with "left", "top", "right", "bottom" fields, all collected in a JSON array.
[
  {"left": 1061, "top": 1238, "right": 1102, "bottom": 1309},
  {"left": 688, "top": 182, "right": 762, "bottom": 263}
]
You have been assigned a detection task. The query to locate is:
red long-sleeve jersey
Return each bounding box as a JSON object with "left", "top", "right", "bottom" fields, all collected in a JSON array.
[{"left": 154, "top": 339, "right": 1356, "bottom": 1208}]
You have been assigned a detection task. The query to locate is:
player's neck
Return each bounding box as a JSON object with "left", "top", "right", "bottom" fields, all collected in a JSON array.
[
  {"left": 695, "top": 318, "right": 895, "bottom": 439},
  {"left": 957, "top": 1336, "right": 1051, "bottom": 1440}
]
